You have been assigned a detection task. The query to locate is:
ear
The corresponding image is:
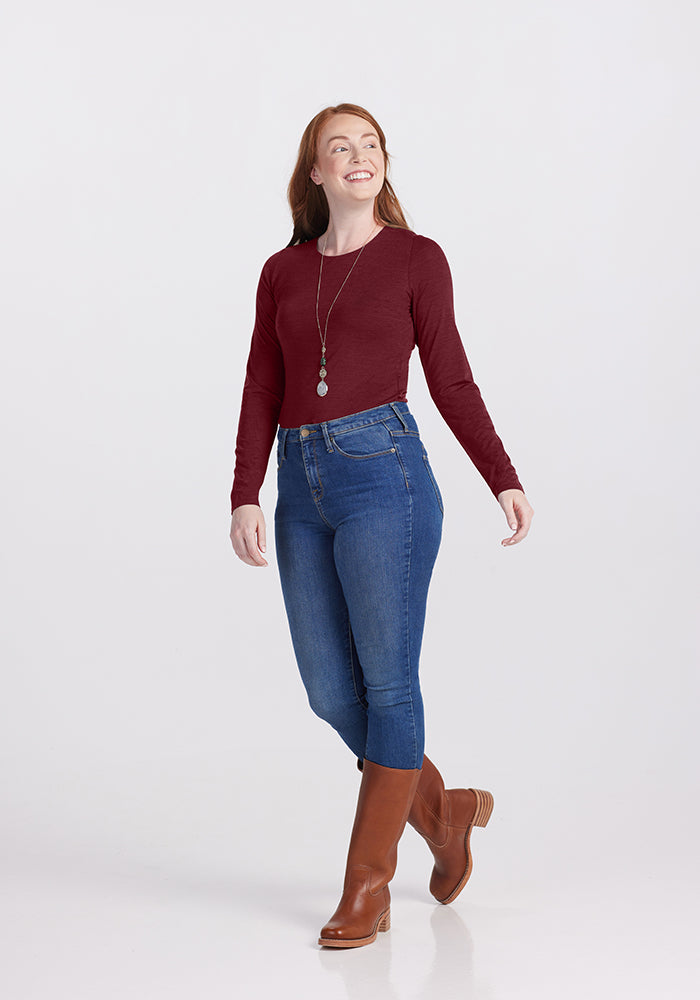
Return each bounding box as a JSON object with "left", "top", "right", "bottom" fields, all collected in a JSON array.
[{"left": 310, "top": 165, "right": 322, "bottom": 186}]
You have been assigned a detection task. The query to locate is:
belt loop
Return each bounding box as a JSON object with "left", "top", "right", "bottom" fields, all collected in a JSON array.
[
  {"left": 390, "top": 401, "right": 409, "bottom": 432},
  {"left": 279, "top": 426, "right": 288, "bottom": 459},
  {"left": 321, "top": 421, "right": 334, "bottom": 452}
]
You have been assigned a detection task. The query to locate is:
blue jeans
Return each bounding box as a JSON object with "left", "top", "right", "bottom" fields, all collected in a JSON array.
[{"left": 274, "top": 401, "right": 443, "bottom": 770}]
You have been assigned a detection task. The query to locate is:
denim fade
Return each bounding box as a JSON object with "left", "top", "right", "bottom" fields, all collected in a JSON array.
[{"left": 274, "top": 400, "right": 444, "bottom": 770}]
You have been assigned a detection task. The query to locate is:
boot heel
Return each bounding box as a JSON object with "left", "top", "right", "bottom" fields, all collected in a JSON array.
[
  {"left": 377, "top": 908, "right": 391, "bottom": 932},
  {"left": 470, "top": 789, "right": 494, "bottom": 828}
]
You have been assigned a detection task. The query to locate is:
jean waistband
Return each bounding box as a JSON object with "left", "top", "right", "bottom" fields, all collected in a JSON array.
[{"left": 279, "top": 400, "right": 412, "bottom": 445}]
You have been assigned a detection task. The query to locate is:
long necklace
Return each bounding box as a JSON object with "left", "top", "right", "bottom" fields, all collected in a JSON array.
[{"left": 314, "top": 223, "right": 379, "bottom": 397}]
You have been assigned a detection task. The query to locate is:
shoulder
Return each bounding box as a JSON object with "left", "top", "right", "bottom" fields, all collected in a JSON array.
[
  {"left": 253, "top": 241, "right": 315, "bottom": 295},
  {"left": 261, "top": 239, "right": 313, "bottom": 273},
  {"left": 402, "top": 231, "right": 453, "bottom": 289},
  {"left": 407, "top": 231, "right": 449, "bottom": 263},
  {"left": 371, "top": 227, "right": 451, "bottom": 277},
  {"left": 378, "top": 227, "right": 445, "bottom": 255},
  {"left": 388, "top": 229, "right": 451, "bottom": 275}
]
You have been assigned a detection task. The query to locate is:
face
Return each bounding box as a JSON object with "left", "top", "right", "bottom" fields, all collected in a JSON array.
[{"left": 310, "top": 113, "right": 386, "bottom": 209}]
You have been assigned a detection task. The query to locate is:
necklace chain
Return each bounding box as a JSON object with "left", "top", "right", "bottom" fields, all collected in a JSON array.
[{"left": 314, "top": 223, "right": 380, "bottom": 397}]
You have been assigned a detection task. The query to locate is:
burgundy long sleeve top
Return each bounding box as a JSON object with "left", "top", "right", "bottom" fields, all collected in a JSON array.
[{"left": 229, "top": 225, "right": 523, "bottom": 513}]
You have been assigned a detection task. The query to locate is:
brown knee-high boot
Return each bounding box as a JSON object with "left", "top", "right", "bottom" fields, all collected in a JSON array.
[
  {"left": 405, "top": 754, "right": 494, "bottom": 904},
  {"left": 318, "top": 759, "right": 422, "bottom": 948}
]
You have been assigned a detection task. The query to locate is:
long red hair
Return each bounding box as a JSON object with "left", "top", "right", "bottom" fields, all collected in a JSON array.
[{"left": 286, "top": 103, "right": 411, "bottom": 247}]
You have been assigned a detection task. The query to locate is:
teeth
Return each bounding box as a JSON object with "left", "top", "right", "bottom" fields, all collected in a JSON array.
[{"left": 346, "top": 172, "right": 372, "bottom": 181}]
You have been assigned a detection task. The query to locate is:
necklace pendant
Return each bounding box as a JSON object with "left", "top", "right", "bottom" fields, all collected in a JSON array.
[{"left": 317, "top": 379, "right": 328, "bottom": 397}]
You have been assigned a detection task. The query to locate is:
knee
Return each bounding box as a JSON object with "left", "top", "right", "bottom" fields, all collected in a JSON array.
[
  {"left": 366, "top": 684, "right": 419, "bottom": 712},
  {"left": 306, "top": 686, "right": 365, "bottom": 728}
]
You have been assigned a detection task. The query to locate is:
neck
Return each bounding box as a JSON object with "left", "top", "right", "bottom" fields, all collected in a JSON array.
[{"left": 320, "top": 207, "right": 381, "bottom": 256}]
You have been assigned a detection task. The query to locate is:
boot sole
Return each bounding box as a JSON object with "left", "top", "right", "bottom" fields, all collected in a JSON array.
[
  {"left": 318, "top": 907, "right": 391, "bottom": 948},
  {"left": 436, "top": 788, "right": 494, "bottom": 905}
]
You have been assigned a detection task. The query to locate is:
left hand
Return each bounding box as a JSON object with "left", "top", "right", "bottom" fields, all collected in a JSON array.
[{"left": 497, "top": 489, "right": 534, "bottom": 546}]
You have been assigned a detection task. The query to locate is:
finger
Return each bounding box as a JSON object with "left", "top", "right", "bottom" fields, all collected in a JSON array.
[
  {"left": 230, "top": 528, "right": 266, "bottom": 566},
  {"left": 501, "top": 525, "right": 528, "bottom": 546},
  {"left": 501, "top": 498, "right": 518, "bottom": 532},
  {"left": 243, "top": 530, "right": 268, "bottom": 567},
  {"left": 257, "top": 518, "right": 267, "bottom": 554},
  {"left": 501, "top": 512, "right": 531, "bottom": 546},
  {"left": 232, "top": 537, "right": 256, "bottom": 565}
]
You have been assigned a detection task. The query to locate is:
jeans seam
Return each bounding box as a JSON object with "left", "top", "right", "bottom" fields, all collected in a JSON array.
[
  {"left": 331, "top": 444, "right": 396, "bottom": 459},
  {"left": 330, "top": 416, "right": 387, "bottom": 436},
  {"left": 392, "top": 444, "right": 419, "bottom": 769},
  {"left": 422, "top": 452, "right": 444, "bottom": 515},
  {"left": 330, "top": 418, "right": 396, "bottom": 459},
  {"left": 301, "top": 438, "right": 335, "bottom": 530}
]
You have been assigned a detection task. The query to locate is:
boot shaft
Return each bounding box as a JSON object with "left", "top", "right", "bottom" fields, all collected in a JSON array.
[
  {"left": 408, "top": 753, "right": 450, "bottom": 845},
  {"left": 345, "top": 759, "right": 422, "bottom": 891}
]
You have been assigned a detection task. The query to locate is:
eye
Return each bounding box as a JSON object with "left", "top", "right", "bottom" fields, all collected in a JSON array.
[{"left": 332, "top": 145, "right": 348, "bottom": 153}]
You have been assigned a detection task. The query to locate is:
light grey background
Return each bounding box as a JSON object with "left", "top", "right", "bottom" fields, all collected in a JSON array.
[{"left": 1, "top": 1, "right": 698, "bottom": 997}]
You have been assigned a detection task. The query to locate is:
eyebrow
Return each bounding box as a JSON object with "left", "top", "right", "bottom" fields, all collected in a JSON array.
[{"left": 326, "top": 132, "right": 378, "bottom": 145}]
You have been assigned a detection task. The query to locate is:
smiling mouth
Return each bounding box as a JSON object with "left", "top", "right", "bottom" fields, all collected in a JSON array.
[{"left": 344, "top": 171, "right": 373, "bottom": 182}]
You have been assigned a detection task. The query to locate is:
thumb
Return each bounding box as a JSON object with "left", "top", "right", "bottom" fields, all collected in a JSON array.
[{"left": 258, "top": 517, "right": 267, "bottom": 553}]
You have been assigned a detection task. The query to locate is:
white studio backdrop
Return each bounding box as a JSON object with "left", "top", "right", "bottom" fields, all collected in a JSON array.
[{"left": 1, "top": 1, "right": 698, "bottom": 997}]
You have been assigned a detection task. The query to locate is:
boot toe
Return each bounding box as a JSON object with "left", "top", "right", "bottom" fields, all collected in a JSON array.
[{"left": 319, "top": 908, "right": 390, "bottom": 948}]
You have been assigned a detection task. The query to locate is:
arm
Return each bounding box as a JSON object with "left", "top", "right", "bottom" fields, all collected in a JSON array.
[
  {"left": 409, "top": 235, "right": 534, "bottom": 544},
  {"left": 229, "top": 257, "right": 285, "bottom": 566}
]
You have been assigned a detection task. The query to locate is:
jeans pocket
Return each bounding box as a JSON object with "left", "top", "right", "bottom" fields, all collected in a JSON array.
[
  {"left": 422, "top": 447, "right": 444, "bottom": 515},
  {"left": 276, "top": 437, "right": 285, "bottom": 470},
  {"left": 331, "top": 420, "right": 396, "bottom": 459}
]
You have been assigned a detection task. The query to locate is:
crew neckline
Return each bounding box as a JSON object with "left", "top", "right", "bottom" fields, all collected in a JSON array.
[{"left": 315, "top": 225, "right": 388, "bottom": 258}]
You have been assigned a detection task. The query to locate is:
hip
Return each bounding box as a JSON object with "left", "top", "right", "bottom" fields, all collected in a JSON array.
[{"left": 275, "top": 400, "right": 444, "bottom": 524}]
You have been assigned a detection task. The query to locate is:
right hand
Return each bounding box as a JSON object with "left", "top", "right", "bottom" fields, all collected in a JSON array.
[{"left": 230, "top": 505, "right": 268, "bottom": 567}]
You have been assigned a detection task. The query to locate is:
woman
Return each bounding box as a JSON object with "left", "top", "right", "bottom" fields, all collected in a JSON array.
[{"left": 229, "top": 102, "right": 534, "bottom": 949}]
